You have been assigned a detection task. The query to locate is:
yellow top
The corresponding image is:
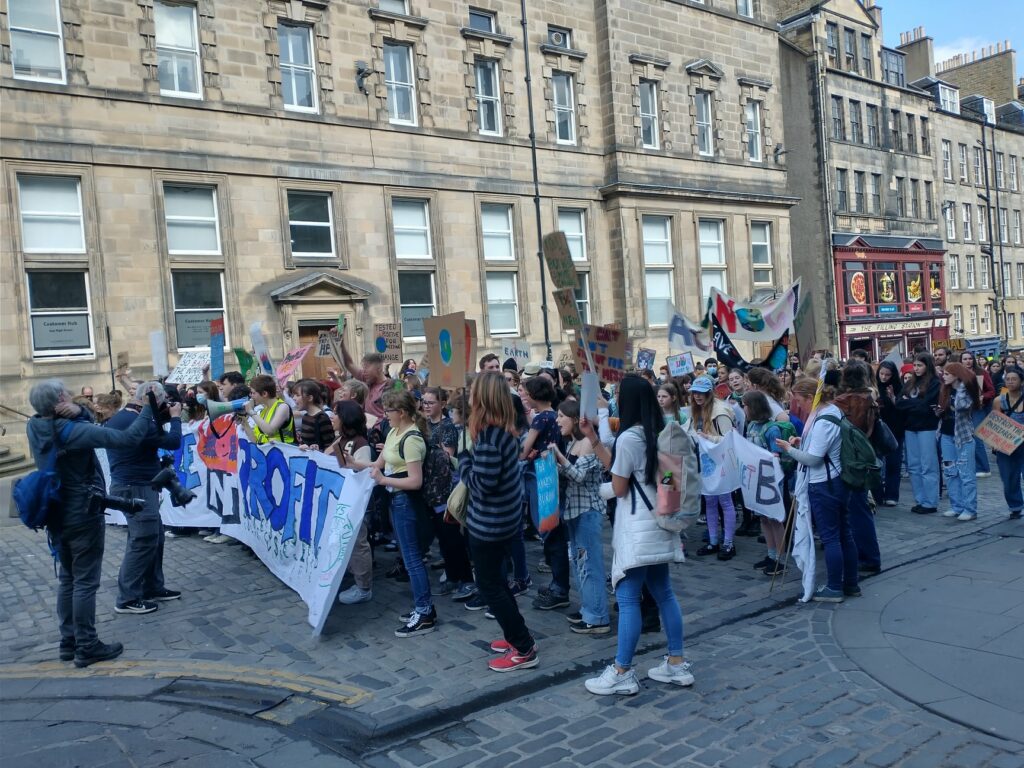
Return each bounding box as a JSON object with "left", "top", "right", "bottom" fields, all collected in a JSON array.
[{"left": 382, "top": 423, "right": 425, "bottom": 476}]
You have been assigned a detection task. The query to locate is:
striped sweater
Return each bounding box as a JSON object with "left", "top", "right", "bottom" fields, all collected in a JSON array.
[{"left": 460, "top": 425, "right": 523, "bottom": 542}]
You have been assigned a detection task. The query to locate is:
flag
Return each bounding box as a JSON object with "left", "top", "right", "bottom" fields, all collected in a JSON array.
[
  {"left": 705, "top": 281, "right": 801, "bottom": 342},
  {"left": 711, "top": 315, "right": 790, "bottom": 373},
  {"left": 669, "top": 309, "right": 711, "bottom": 353},
  {"left": 792, "top": 472, "right": 816, "bottom": 602}
]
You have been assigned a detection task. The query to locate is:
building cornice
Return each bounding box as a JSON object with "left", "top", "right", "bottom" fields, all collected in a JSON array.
[{"left": 599, "top": 182, "right": 799, "bottom": 207}]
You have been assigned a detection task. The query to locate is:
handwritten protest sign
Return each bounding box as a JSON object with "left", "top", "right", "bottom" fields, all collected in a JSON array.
[
  {"left": 275, "top": 344, "right": 313, "bottom": 385},
  {"left": 424, "top": 312, "right": 467, "bottom": 388},
  {"left": 573, "top": 324, "right": 627, "bottom": 383},
  {"left": 249, "top": 322, "right": 274, "bottom": 374},
  {"left": 372, "top": 323, "right": 403, "bottom": 364},
  {"left": 209, "top": 318, "right": 225, "bottom": 381},
  {"left": 666, "top": 351, "right": 696, "bottom": 377},
  {"left": 534, "top": 451, "right": 560, "bottom": 533},
  {"left": 150, "top": 330, "right": 168, "bottom": 378},
  {"left": 694, "top": 431, "right": 786, "bottom": 521},
  {"left": 542, "top": 231, "right": 579, "bottom": 290},
  {"left": 976, "top": 411, "right": 1024, "bottom": 455},
  {"left": 636, "top": 348, "right": 656, "bottom": 371},
  {"left": 501, "top": 339, "right": 531, "bottom": 367},
  {"left": 316, "top": 331, "right": 332, "bottom": 358},
  {"left": 552, "top": 287, "right": 583, "bottom": 332},
  {"left": 166, "top": 350, "right": 211, "bottom": 384}
]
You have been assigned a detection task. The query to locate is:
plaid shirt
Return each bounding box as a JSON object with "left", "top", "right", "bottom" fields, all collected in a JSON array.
[
  {"left": 557, "top": 448, "right": 604, "bottom": 521},
  {"left": 951, "top": 387, "right": 976, "bottom": 448}
]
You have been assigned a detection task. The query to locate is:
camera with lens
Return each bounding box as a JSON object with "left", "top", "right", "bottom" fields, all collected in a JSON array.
[
  {"left": 91, "top": 486, "right": 146, "bottom": 516},
  {"left": 150, "top": 455, "right": 197, "bottom": 508}
]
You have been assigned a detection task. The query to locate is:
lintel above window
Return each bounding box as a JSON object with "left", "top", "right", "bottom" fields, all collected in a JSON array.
[{"left": 628, "top": 53, "right": 670, "bottom": 69}]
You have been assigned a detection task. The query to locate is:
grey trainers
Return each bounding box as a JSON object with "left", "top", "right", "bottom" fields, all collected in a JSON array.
[
  {"left": 647, "top": 657, "right": 695, "bottom": 686},
  {"left": 337, "top": 585, "right": 372, "bottom": 605},
  {"left": 585, "top": 664, "right": 640, "bottom": 696}
]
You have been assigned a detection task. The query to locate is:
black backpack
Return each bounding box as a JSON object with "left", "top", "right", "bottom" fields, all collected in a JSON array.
[{"left": 399, "top": 431, "right": 453, "bottom": 513}]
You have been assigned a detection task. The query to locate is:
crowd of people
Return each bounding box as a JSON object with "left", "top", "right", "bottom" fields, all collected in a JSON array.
[{"left": 26, "top": 335, "right": 1021, "bottom": 691}]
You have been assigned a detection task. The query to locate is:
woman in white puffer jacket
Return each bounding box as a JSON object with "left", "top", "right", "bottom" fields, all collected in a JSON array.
[{"left": 580, "top": 375, "right": 692, "bottom": 696}]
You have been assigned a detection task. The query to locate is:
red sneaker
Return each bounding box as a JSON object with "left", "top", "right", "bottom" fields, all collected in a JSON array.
[
  {"left": 488, "top": 645, "right": 538, "bottom": 672},
  {"left": 490, "top": 639, "right": 512, "bottom": 653}
]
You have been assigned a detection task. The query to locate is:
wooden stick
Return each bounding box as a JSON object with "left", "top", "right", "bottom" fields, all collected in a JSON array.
[{"left": 770, "top": 493, "right": 798, "bottom": 593}]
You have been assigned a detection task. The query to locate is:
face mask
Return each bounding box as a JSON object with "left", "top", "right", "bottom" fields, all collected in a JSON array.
[{"left": 707, "top": 366, "right": 718, "bottom": 377}]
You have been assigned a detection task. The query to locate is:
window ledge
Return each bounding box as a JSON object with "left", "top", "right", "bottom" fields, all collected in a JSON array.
[
  {"left": 368, "top": 8, "right": 428, "bottom": 28},
  {"left": 738, "top": 76, "right": 772, "bottom": 90},
  {"left": 539, "top": 44, "right": 586, "bottom": 61},
  {"left": 460, "top": 27, "right": 514, "bottom": 45},
  {"left": 628, "top": 53, "right": 670, "bottom": 69}
]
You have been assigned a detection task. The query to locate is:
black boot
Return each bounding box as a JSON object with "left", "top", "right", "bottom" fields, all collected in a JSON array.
[{"left": 736, "top": 507, "right": 759, "bottom": 537}]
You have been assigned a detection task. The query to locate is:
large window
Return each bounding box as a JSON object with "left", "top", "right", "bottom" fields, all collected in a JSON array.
[
  {"left": 1004, "top": 263, "right": 1013, "bottom": 297},
  {"left": 171, "top": 271, "right": 226, "bottom": 350},
  {"left": 843, "top": 28, "right": 858, "bottom": 72},
  {"left": 475, "top": 59, "right": 502, "bottom": 136},
  {"left": 866, "top": 105, "right": 880, "bottom": 147},
  {"left": 906, "top": 114, "right": 916, "bottom": 153},
  {"left": 552, "top": 72, "right": 577, "bottom": 145},
  {"left": 944, "top": 201, "right": 956, "bottom": 240},
  {"left": 854, "top": 172, "right": 866, "bottom": 213},
  {"left": 384, "top": 43, "right": 416, "bottom": 125},
  {"left": 835, "top": 168, "right": 848, "bottom": 211},
  {"left": 881, "top": 49, "right": 905, "bottom": 87},
  {"left": 164, "top": 185, "right": 220, "bottom": 255},
  {"left": 1011, "top": 156, "right": 1019, "bottom": 192},
  {"left": 751, "top": 222, "right": 773, "bottom": 286},
  {"left": 825, "top": 23, "right": 839, "bottom": 67},
  {"left": 397, "top": 272, "right": 435, "bottom": 339},
  {"left": 287, "top": 191, "right": 334, "bottom": 258},
  {"left": 966, "top": 256, "right": 975, "bottom": 289},
  {"left": 910, "top": 179, "right": 920, "bottom": 218},
  {"left": 895, "top": 177, "right": 906, "bottom": 217},
  {"left": 939, "top": 84, "right": 959, "bottom": 114},
  {"left": 953, "top": 305, "right": 962, "bottom": 332},
  {"left": 978, "top": 205, "right": 988, "bottom": 241},
  {"left": 695, "top": 91, "right": 714, "bottom": 156},
  {"left": 973, "top": 147, "right": 983, "bottom": 186},
  {"left": 17, "top": 175, "right": 85, "bottom": 253},
  {"left": 849, "top": 101, "right": 862, "bottom": 144},
  {"left": 969, "top": 305, "right": 978, "bottom": 334},
  {"left": 481, "top": 203, "right": 514, "bottom": 260},
  {"left": 949, "top": 255, "right": 960, "bottom": 289},
  {"left": 924, "top": 181, "right": 934, "bottom": 219},
  {"left": 639, "top": 80, "right": 659, "bottom": 149},
  {"left": 870, "top": 174, "right": 882, "bottom": 214},
  {"left": 642, "top": 215, "right": 673, "bottom": 327},
  {"left": 1015, "top": 210, "right": 1022, "bottom": 245},
  {"left": 1017, "top": 264, "right": 1024, "bottom": 297},
  {"left": 1000, "top": 208, "right": 1010, "bottom": 244},
  {"left": 920, "top": 117, "right": 930, "bottom": 153},
  {"left": 558, "top": 208, "right": 587, "bottom": 261},
  {"left": 156, "top": 1, "right": 201, "bottom": 98},
  {"left": 27, "top": 271, "right": 93, "bottom": 357},
  {"left": 958, "top": 144, "right": 969, "bottom": 182},
  {"left": 982, "top": 304, "right": 991, "bottom": 332},
  {"left": 486, "top": 273, "right": 519, "bottom": 335},
  {"left": 941, "top": 141, "right": 952, "bottom": 180},
  {"left": 961, "top": 203, "right": 972, "bottom": 240},
  {"left": 996, "top": 153, "right": 1006, "bottom": 188},
  {"left": 736, "top": 0, "right": 753, "bottom": 17},
  {"left": 831, "top": 96, "right": 845, "bottom": 141},
  {"left": 699, "top": 219, "right": 727, "bottom": 305},
  {"left": 745, "top": 100, "right": 762, "bottom": 161},
  {"left": 860, "top": 34, "right": 873, "bottom": 77},
  {"left": 8, "top": 0, "right": 65, "bottom": 83},
  {"left": 980, "top": 258, "right": 989, "bottom": 289},
  {"left": 890, "top": 110, "right": 902, "bottom": 151},
  {"left": 278, "top": 23, "right": 317, "bottom": 112},
  {"left": 392, "top": 199, "right": 431, "bottom": 259},
  {"left": 574, "top": 274, "right": 590, "bottom": 325}
]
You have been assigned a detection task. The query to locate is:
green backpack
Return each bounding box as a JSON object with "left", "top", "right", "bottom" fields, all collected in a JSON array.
[{"left": 817, "top": 414, "right": 882, "bottom": 492}]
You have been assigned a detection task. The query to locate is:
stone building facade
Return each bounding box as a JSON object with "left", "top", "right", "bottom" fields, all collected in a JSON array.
[{"left": 0, "top": 0, "right": 795, "bottom": 418}]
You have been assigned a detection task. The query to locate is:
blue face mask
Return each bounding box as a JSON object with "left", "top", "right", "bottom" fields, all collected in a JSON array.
[{"left": 707, "top": 366, "right": 718, "bottom": 377}]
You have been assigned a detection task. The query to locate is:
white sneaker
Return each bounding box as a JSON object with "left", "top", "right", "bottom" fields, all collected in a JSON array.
[
  {"left": 942, "top": 510, "right": 958, "bottom": 518},
  {"left": 206, "top": 534, "right": 233, "bottom": 544},
  {"left": 957, "top": 512, "right": 977, "bottom": 521},
  {"left": 647, "top": 657, "right": 695, "bottom": 687},
  {"left": 337, "top": 585, "right": 373, "bottom": 605},
  {"left": 585, "top": 664, "right": 639, "bottom": 696},
  {"left": 976, "top": 472, "right": 992, "bottom": 478}
]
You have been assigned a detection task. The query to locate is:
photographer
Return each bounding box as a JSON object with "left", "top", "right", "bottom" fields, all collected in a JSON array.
[
  {"left": 27, "top": 379, "right": 158, "bottom": 668},
  {"left": 106, "top": 382, "right": 184, "bottom": 615}
]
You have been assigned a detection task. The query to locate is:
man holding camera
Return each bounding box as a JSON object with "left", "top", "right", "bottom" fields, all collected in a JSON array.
[
  {"left": 27, "top": 380, "right": 159, "bottom": 667},
  {"left": 106, "top": 383, "right": 184, "bottom": 615}
]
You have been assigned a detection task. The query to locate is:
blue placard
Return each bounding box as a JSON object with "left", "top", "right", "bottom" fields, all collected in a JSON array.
[{"left": 534, "top": 451, "right": 560, "bottom": 533}]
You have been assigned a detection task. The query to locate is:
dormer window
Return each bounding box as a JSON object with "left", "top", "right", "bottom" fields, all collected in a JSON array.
[
  {"left": 939, "top": 84, "right": 959, "bottom": 114},
  {"left": 982, "top": 98, "right": 995, "bottom": 124}
]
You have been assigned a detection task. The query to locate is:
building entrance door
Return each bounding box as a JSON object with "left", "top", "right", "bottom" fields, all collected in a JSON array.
[{"left": 298, "top": 322, "right": 337, "bottom": 382}]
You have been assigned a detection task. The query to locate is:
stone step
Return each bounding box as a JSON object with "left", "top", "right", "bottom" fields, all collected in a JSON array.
[{"left": 0, "top": 446, "right": 9, "bottom": 458}]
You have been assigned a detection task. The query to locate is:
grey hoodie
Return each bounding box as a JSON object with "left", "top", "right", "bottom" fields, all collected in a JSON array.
[{"left": 27, "top": 405, "right": 155, "bottom": 532}]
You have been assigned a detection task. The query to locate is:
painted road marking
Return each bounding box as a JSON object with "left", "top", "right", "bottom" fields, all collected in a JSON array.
[{"left": 0, "top": 660, "right": 371, "bottom": 706}]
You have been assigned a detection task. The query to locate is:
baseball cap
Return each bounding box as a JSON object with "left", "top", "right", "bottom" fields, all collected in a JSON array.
[{"left": 690, "top": 375, "right": 714, "bottom": 393}]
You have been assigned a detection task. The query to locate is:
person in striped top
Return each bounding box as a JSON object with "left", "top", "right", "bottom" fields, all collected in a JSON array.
[{"left": 460, "top": 372, "right": 538, "bottom": 672}]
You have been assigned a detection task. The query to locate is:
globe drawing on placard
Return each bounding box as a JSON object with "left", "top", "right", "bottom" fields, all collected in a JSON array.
[
  {"left": 439, "top": 329, "right": 453, "bottom": 365},
  {"left": 375, "top": 336, "right": 387, "bottom": 354}
]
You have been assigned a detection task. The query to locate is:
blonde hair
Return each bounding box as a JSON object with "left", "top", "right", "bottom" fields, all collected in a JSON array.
[
  {"left": 381, "top": 389, "right": 426, "bottom": 434},
  {"left": 468, "top": 371, "right": 516, "bottom": 440}
]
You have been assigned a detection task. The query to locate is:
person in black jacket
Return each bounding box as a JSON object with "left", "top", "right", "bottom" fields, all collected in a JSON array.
[
  {"left": 27, "top": 379, "right": 157, "bottom": 668},
  {"left": 896, "top": 353, "right": 941, "bottom": 514},
  {"left": 875, "top": 361, "right": 906, "bottom": 507}
]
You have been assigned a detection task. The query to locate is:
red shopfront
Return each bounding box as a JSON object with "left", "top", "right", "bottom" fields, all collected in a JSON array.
[{"left": 833, "top": 236, "right": 950, "bottom": 359}]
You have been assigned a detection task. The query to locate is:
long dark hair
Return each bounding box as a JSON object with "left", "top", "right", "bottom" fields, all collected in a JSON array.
[
  {"left": 612, "top": 375, "right": 660, "bottom": 486},
  {"left": 911, "top": 352, "right": 936, "bottom": 394},
  {"left": 876, "top": 360, "right": 902, "bottom": 398}
]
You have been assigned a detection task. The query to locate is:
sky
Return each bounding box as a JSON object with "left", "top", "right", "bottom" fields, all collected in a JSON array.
[{"left": 879, "top": 0, "right": 1023, "bottom": 80}]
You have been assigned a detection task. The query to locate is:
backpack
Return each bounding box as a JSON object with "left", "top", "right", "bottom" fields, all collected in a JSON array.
[
  {"left": 745, "top": 420, "right": 797, "bottom": 475},
  {"left": 653, "top": 420, "right": 701, "bottom": 532},
  {"left": 14, "top": 420, "right": 73, "bottom": 531},
  {"left": 818, "top": 414, "right": 882, "bottom": 492},
  {"left": 399, "top": 431, "right": 453, "bottom": 513}
]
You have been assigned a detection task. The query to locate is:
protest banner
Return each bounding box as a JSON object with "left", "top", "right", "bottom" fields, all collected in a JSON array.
[
  {"left": 234, "top": 348, "right": 259, "bottom": 381},
  {"left": 976, "top": 411, "right": 1024, "bottom": 455},
  {"left": 166, "top": 350, "right": 211, "bottom": 385},
  {"left": 552, "top": 288, "right": 583, "bottom": 332},
  {"left": 694, "top": 431, "right": 786, "bottom": 521},
  {"left": 275, "top": 344, "right": 313, "bottom": 385},
  {"left": 424, "top": 312, "right": 467, "bottom": 388},
  {"left": 533, "top": 451, "right": 560, "bottom": 533},
  {"left": 708, "top": 280, "right": 800, "bottom": 342},
  {"left": 541, "top": 231, "right": 579, "bottom": 290},
  {"left": 501, "top": 339, "right": 532, "bottom": 367},
  {"left": 636, "top": 348, "right": 656, "bottom": 371},
  {"left": 373, "top": 323, "right": 403, "bottom": 364},
  {"left": 666, "top": 351, "right": 695, "bottom": 377},
  {"left": 712, "top": 314, "right": 790, "bottom": 373},
  {"left": 932, "top": 337, "right": 965, "bottom": 352},
  {"left": 150, "top": 330, "right": 169, "bottom": 378},
  {"left": 249, "top": 322, "right": 275, "bottom": 374},
  {"left": 209, "top": 318, "right": 225, "bottom": 381},
  {"left": 573, "top": 324, "right": 627, "bottom": 383}
]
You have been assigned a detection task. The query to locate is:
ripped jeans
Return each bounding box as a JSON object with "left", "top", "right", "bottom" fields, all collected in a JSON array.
[
  {"left": 940, "top": 434, "right": 977, "bottom": 517},
  {"left": 564, "top": 509, "right": 610, "bottom": 625}
]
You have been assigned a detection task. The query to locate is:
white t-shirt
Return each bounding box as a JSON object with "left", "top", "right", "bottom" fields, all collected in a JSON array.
[
  {"left": 611, "top": 427, "right": 656, "bottom": 511},
  {"left": 803, "top": 404, "right": 843, "bottom": 484},
  {"left": 767, "top": 396, "right": 785, "bottom": 418}
]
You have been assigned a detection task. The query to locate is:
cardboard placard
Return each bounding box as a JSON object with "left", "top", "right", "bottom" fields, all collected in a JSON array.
[
  {"left": 932, "top": 337, "right": 965, "bottom": 352},
  {"left": 316, "top": 331, "right": 333, "bottom": 358},
  {"left": 573, "top": 324, "right": 627, "bottom": 383},
  {"left": 542, "top": 231, "right": 579, "bottom": 290},
  {"left": 166, "top": 350, "right": 211, "bottom": 385},
  {"left": 373, "top": 323, "right": 403, "bottom": 364},
  {"left": 636, "top": 348, "right": 656, "bottom": 371},
  {"left": 666, "top": 352, "right": 696, "bottom": 377},
  {"left": 209, "top": 318, "right": 225, "bottom": 382},
  {"left": 424, "top": 312, "right": 468, "bottom": 389},
  {"left": 552, "top": 287, "right": 583, "bottom": 332},
  {"left": 465, "top": 319, "right": 478, "bottom": 373},
  {"left": 150, "top": 330, "right": 169, "bottom": 378},
  {"left": 275, "top": 344, "right": 313, "bottom": 385},
  {"left": 501, "top": 339, "right": 531, "bottom": 368},
  {"left": 976, "top": 411, "right": 1024, "bottom": 455},
  {"left": 116, "top": 351, "right": 130, "bottom": 370}
]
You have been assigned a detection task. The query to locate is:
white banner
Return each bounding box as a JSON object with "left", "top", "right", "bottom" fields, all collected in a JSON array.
[{"left": 694, "top": 431, "right": 786, "bottom": 522}]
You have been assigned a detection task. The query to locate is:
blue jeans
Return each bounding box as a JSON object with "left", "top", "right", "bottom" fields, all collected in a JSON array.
[
  {"left": 847, "top": 489, "right": 880, "bottom": 569},
  {"left": 941, "top": 435, "right": 978, "bottom": 516},
  {"left": 997, "top": 445, "right": 1024, "bottom": 513},
  {"left": 390, "top": 492, "right": 433, "bottom": 614},
  {"left": 808, "top": 480, "right": 858, "bottom": 592},
  {"left": 874, "top": 437, "right": 903, "bottom": 504},
  {"left": 564, "top": 509, "right": 609, "bottom": 625},
  {"left": 614, "top": 563, "right": 684, "bottom": 668},
  {"left": 905, "top": 430, "right": 939, "bottom": 508},
  {"left": 972, "top": 406, "right": 992, "bottom": 473}
]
